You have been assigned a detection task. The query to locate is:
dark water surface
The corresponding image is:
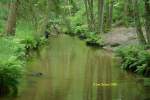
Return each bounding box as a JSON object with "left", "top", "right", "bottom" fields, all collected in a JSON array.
[{"left": 1, "top": 35, "right": 150, "bottom": 100}]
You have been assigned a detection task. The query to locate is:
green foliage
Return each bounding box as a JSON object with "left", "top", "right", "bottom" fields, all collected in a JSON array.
[
  {"left": 0, "top": 37, "right": 25, "bottom": 95},
  {"left": 12, "top": 38, "right": 26, "bottom": 60},
  {"left": 0, "top": 7, "right": 8, "bottom": 33},
  {"left": 69, "top": 8, "right": 85, "bottom": 26},
  {"left": 20, "top": 36, "right": 47, "bottom": 50},
  {"left": 0, "top": 0, "right": 12, "bottom": 4},
  {"left": 15, "top": 22, "right": 46, "bottom": 50},
  {"left": 116, "top": 45, "right": 150, "bottom": 75},
  {"left": 20, "top": 36, "right": 38, "bottom": 50},
  {"left": 0, "top": 38, "right": 25, "bottom": 60},
  {"left": 86, "top": 32, "right": 102, "bottom": 43},
  {"left": 39, "top": 36, "right": 47, "bottom": 45},
  {"left": 0, "top": 20, "right": 47, "bottom": 95},
  {"left": 0, "top": 56, "right": 24, "bottom": 89},
  {"left": 62, "top": 8, "right": 88, "bottom": 35},
  {"left": 61, "top": 6, "right": 103, "bottom": 47},
  {"left": 74, "top": 25, "right": 88, "bottom": 34}
]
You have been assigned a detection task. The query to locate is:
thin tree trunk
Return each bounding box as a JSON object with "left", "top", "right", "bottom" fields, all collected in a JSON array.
[
  {"left": 124, "top": 0, "right": 129, "bottom": 26},
  {"left": 106, "top": 0, "right": 114, "bottom": 31},
  {"left": 98, "top": 0, "right": 105, "bottom": 34},
  {"left": 88, "top": 0, "right": 95, "bottom": 31},
  {"left": 84, "top": 0, "right": 96, "bottom": 31},
  {"left": 133, "top": 0, "right": 146, "bottom": 44},
  {"left": 5, "top": 0, "right": 19, "bottom": 35},
  {"left": 84, "top": 0, "right": 92, "bottom": 30},
  {"left": 108, "top": 0, "right": 114, "bottom": 30},
  {"left": 144, "top": 0, "right": 150, "bottom": 43}
]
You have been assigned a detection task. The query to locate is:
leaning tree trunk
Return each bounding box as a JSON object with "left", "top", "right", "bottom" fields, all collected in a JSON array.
[
  {"left": 98, "top": 0, "right": 105, "bottom": 34},
  {"left": 144, "top": 0, "right": 150, "bottom": 43},
  {"left": 133, "top": 0, "right": 146, "bottom": 44},
  {"left": 5, "top": 0, "right": 19, "bottom": 35}
]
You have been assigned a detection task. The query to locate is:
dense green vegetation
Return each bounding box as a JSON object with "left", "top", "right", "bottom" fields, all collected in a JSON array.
[
  {"left": 0, "top": 37, "right": 25, "bottom": 95},
  {"left": 0, "top": 0, "right": 149, "bottom": 97},
  {"left": 0, "top": 29, "right": 46, "bottom": 95},
  {"left": 116, "top": 45, "right": 150, "bottom": 76}
]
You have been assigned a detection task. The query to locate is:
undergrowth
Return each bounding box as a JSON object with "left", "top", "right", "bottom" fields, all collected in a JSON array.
[
  {"left": 0, "top": 37, "right": 25, "bottom": 96},
  {"left": 0, "top": 23, "right": 47, "bottom": 96},
  {"left": 61, "top": 9, "right": 104, "bottom": 48},
  {"left": 116, "top": 45, "right": 150, "bottom": 76}
]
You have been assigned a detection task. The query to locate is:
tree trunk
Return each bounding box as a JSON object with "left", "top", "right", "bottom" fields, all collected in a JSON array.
[
  {"left": 69, "top": 0, "right": 78, "bottom": 13},
  {"left": 107, "top": 0, "right": 114, "bottom": 30},
  {"left": 37, "top": 0, "right": 50, "bottom": 36},
  {"left": 0, "top": 86, "right": 10, "bottom": 96},
  {"left": 98, "top": 0, "right": 105, "bottom": 34},
  {"left": 144, "top": 0, "right": 150, "bottom": 43},
  {"left": 124, "top": 0, "right": 129, "bottom": 26},
  {"left": 84, "top": 0, "right": 95, "bottom": 31},
  {"left": 133, "top": 0, "right": 146, "bottom": 44},
  {"left": 89, "top": 0, "right": 95, "bottom": 31},
  {"left": 5, "top": 0, "right": 19, "bottom": 35}
]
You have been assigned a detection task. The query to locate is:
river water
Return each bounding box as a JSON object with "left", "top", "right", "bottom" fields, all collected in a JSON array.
[{"left": 1, "top": 35, "right": 150, "bottom": 100}]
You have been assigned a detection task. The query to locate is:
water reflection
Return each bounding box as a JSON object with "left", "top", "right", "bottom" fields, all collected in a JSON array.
[{"left": 1, "top": 35, "right": 150, "bottom": 100}]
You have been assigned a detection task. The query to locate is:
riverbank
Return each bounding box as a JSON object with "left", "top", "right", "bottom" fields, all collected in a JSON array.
[
  {"left": 70, "top": 27, "right": 150, "bottom": 77},
  {"left": 70, "top": 27, "right": 139, "bottom": 51},
  {"left": 102, "top": 27, "right": 150, "bottom": 77},
  {"left": 102, "top": 27, "right": 138, "bottom": 52},
  {"left": 0, "top": 32, "right": 46, "bottom": 96}
]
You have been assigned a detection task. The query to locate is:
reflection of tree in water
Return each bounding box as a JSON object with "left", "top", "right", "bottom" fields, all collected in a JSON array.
[
  {"left": 114, "top": 63, "right": 149, "bottom": 100},
  {"left": 96, "top": 54, "right": 112, "bottom": 100},
  {"left": 83, "top": 50, "right": 95, "bottom": 100},
  {"left": 51, "top": 48, "right": 75, "bottom": 100},
  {"left": 82, "top": 50, "right": 112, "bottom": 100}
]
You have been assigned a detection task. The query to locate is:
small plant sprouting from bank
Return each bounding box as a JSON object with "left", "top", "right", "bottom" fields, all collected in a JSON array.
[
  {"left": 85, "top": 32, "right": 104, "bottom": 47},
  {"left": 116, "top": 45, "right": 150, "bottom": 76}
]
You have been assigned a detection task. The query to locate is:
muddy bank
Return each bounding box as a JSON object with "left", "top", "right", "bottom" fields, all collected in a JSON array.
[{"left": 102, "top": 27, "right": 139, "bottom": 51}]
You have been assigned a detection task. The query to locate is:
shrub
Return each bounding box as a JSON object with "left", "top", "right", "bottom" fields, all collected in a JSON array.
[
  {"left": 0, "top": 23, "right": 46, "bottom": 96},
  {"left": 12, "top": 38, "right": 26, "bottom": 59},
  {"left": 0, "top": 56, "right": 24, "bottom": 95},
  {"left": 0, "top": 38, "right": 25, "bottom": 95},
  {"left": 63, "top": 8, "right": 88, "bottom": 36},
  {"left": 116, "top": 45, "right": 150, "bottom": 76},
  {"left": 39, "top": 36, "right": 47, "bottom": 45},
  {"left": 85, "top": 32, "right": 103, "bottom": 47},
  {"left": 0, "top": 37, "right": 25, "bottom": 60},
  {"left": 74, "top": 24, "right": 88, "bottom": 35},
  {"left": 20, "top": 36, "right": 38, "bottom": 50},
  {"left": 19, "top": 36, "right": 47, "bottom": 52}
]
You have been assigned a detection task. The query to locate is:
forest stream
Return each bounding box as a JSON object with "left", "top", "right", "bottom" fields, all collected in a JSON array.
[{"left": 1, "top": 34, "right": 150, "bottom": 100}]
